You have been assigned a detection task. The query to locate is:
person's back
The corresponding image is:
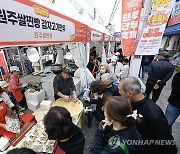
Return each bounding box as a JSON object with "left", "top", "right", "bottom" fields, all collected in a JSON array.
[
  {"left": 58, "top": 124, "right": 85, "bottom": 154},
  {"left": 148, "top": 60, "right": 174, "bottom": 85},
  {"left": 132, "top": 96, "right": 177, "bottom": 154},
  {"left": 44, "top": 107, "right": 85, "bottom": 154},
  {"left": 145, "top": 52, "right": 175, "bottom": 102},
  {"left": 165, "top": 72, "right": 180, "bottom": 128},
  {"left": 168, "top": 72, "right": 180, "bottom": 107},
  {"left": 105, "top": 83, "right": 120, "bottom": 96}
]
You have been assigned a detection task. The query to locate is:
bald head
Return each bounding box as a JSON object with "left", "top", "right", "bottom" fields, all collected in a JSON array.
[{"left": 119, "top": 77, "right": 141, "bottom": 95}]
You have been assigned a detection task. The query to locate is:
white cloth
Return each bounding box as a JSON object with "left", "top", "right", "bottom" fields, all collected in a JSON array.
[
  {"left": 109, "top": 62, "right": 124, "bottom": 78},
  {"left": 0, "top": 92, "right": 15, "bottom": 108},
  {"left": 70, "top": 43, "right": 95, "bottom": 91},
  {"left": 121, "top": 65, "right": 129, "bottom": 79}
]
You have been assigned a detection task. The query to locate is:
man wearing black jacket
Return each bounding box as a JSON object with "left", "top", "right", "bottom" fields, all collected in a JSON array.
[
  {"left": 145, "top": 51, "right": 175, "bottom": 102},
  {"left": 165, "top": 72, "right": 180, "bottom": 129},
  {"left": 119, "top": 77, "right": 178, "bottom": 154}
]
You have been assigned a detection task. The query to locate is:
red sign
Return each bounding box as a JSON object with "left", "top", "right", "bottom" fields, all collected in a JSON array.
[
  {"left": 121, "top": 0, "right": 142, "bottom": 56},
  {"left": 0, "top": 50, "right": 9, "bottom": 79}
]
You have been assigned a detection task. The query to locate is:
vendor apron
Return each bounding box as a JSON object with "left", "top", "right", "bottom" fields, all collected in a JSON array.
[
  {"left": 10, "top": 89, "right": 23, "bottom": 103},
  {"left": 0, "top": 102, "right": 10, "bottom": 135}
]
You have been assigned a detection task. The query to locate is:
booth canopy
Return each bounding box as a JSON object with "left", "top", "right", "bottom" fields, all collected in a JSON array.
[{"left": 0, "top": 0, "right": 112, "bottom": 47}]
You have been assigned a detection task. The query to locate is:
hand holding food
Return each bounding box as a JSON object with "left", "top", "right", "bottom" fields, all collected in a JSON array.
[{"left": 63, "top": 95, "right": 70, "bottom": 102}]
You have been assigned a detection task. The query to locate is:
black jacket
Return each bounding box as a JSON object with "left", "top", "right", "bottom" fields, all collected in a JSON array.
[
  {"left": 53, "top": 74, "right": 76, "bottom": 100},
  {"left": 93, "top": 126, "right": 144, "bottom": 154},
  {"left": 168, "top": 72, "right": 180, "bottom": 108},
  {"left": 132, "top": 97, "right": 178, "bottom": 154},
  {"left": 58, "top": 125, "right": 85, "bottom": 154},
  {"left": 147, "top": 60, "right": 175, "bottom": 86}
]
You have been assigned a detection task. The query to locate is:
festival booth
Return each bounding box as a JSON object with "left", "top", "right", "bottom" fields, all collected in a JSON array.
[{"left": 0, "top": 0, "right": 111, "bottom": 153}]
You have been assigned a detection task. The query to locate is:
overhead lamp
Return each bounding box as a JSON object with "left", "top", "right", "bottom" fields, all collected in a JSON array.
[{"left": 27, "top": 47, "right": 40, "bottom": 62}]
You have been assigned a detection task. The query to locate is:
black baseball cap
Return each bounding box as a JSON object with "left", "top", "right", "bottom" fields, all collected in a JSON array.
[
  {"left": 62, "top": 68, "right": 73, "bottom": 76},
  {"left": 157, "top": 51, "right": 169, "bottom": 58}
]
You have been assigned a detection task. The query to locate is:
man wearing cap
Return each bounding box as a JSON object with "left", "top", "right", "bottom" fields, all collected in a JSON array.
[
  {"left": 53, "top": 68, "right": 77, "bottom": 101},
  {"left": 8, "top": 66, "right": 25, "bottom": 111},
  {"left": 145, "top": 51, "right": 175, "bottom": 103}
]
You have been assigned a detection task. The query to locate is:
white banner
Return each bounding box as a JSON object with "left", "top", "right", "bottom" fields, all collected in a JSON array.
[
  {"left": 135, "top": 0, "right": 175, "bottom": 55},
  {"left": 91, "top": 30, "right": 102, "bottom": 41},
  {"left": 0, "top": 0, "right": 75, "bottom": 46}
]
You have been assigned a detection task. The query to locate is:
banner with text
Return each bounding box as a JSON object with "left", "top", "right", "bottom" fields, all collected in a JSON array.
[
  {"left": 135, "top": 0, "right": 175, "bottom": 55},
  {"left": 0, "top": 0, "right": 88, "bottom": 46},
  {"left": 121, "top": 0, "right": 142, "bottom": 56}
]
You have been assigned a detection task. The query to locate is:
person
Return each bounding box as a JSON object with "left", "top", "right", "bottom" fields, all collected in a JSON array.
[
  {"left": 145, "top": 51, "right": 175, "bottom": 102},
  {"left": 104, "top": 44, "right": 108, "bottom": 57},
  {"left": 141, "top": 55, "right": 154, "bottom": 78},
  {"left": 7, "top": 148, "right": 36, "bottom": 154},
  {"left": 96, "top": 64, "right": 110, "bottom": 80},
  {"left": 165, "top": 72, "right": 180, "bottom": 129},
  {"left": 109, "top": 55, "right": 124, "bottom": 80},
  {"left": 101, "top": 73, "right": 120, "bottom": 96},
  {"left": 84, "top": 80, "right": 107, "bottom": 124},
  {"left": 118, "top": 77, "right": 178, "bottom": 154},
  {"left": 92, "top": 96, "right": 144, "bottom": 154},
  {"left": 53, "top": 68, "right": 77, "bottom": 101},
  {"left": 0, "top": 85, "right": 15, "bottom": 109},
  {"left": 44, "top": 106, "right": 85, "bottom": 154},
  {"left": 121, "top": 58, "right": 129, "bottom": 79},
  {"left": 90, "top": 46, "right": 97, "bottom": 56},
  {"left": 8, "top": 66, "right": 25, "bottom": 111},
  {"left": 0, "top": 86, "right": 18, "bottom": 134},
  {"left": 87, "top": 53, "right": 99, "bottom": 78}
]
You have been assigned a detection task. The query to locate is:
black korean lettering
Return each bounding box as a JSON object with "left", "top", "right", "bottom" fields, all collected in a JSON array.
[
  {"left": 62, "top": 25, "right": 65, "bottom": 32},
  {"left": 34, "top": 18, "right": 40, "bottom": 28},
  {"left": 17, "top": 13, "right": 26, "bottom": 26},
  {"left": 0, "top": 9, "right": 7, "bottom": 24},
  {"left": 57, "top": 23, "right": 63, "bottom": 32},
  {"left": 51, "top": 22, "right": 56, "bottom": 30},
  {"left": 26, "top": 16, "right": 34, "bottom": 27},
  {"left": 42, "top": 19, "right": 47, "bottom": 29},
  {"left": 7, "top": 10, "right": 18, "bottom": 25},
  {"left": 47, "top": 21, "right": 52, "bottom": 30}
]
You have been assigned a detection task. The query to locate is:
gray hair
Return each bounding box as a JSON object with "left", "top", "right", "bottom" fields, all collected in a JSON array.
[
  {"left": 101, "top": 73, "right": 115, "bottom": 85},
  {"left": 121, "top": 77, "right": 141, "bottom": 94}
]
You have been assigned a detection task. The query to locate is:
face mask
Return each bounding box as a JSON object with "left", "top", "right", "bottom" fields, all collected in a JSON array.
[
  {"left": 112, "top": 61, "right": 116, "bottom": 66},
  {"left": 94, "top": 95, "right": 99, "bottom": 99}
]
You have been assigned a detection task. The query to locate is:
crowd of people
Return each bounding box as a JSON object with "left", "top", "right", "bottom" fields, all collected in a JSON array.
[{"left": 0, "top": 47, "right": 179, "bottom": 154}]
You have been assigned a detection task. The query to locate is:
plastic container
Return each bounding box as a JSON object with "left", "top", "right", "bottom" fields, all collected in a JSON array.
[
  {"left": 25, "top": 89, "right": 45, "bottom": 104},
  {"left": 26, "top": 101, "right": 40, "bottom": 112}
]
